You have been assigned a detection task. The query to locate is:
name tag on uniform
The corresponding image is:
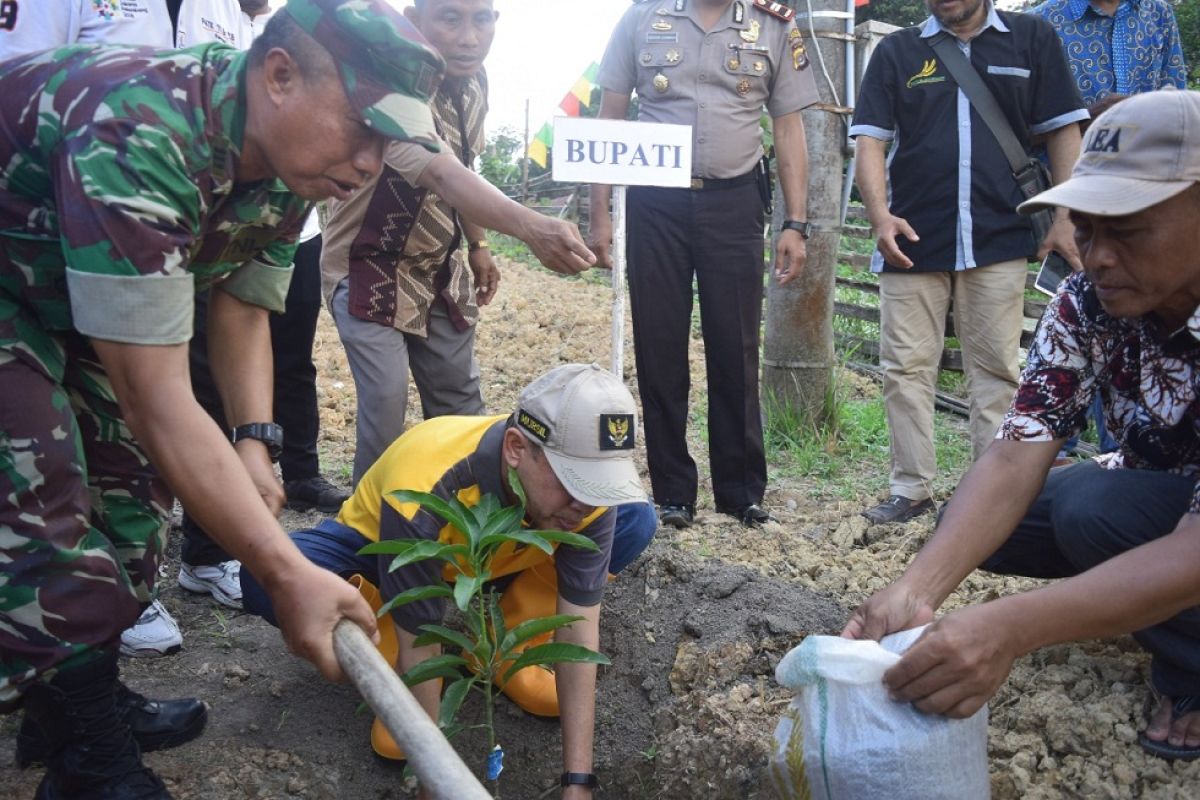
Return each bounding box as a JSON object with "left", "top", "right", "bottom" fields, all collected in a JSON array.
[{"left": 646, "top": 32, "right": 679, "bottom": 43}]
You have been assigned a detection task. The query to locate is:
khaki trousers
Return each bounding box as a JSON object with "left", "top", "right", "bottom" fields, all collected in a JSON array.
[{"left": 878, "top": 258, "right": 1027, "bottom": 500}]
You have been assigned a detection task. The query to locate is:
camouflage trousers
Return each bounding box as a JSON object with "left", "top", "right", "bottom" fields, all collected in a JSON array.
[{"left": 0, "top": 338, "right": 171, "bottom": 709}]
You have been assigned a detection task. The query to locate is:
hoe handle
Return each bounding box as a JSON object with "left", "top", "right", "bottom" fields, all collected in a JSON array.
[{"left": 333, "top": 619, "right": 492, "bottom": 800}]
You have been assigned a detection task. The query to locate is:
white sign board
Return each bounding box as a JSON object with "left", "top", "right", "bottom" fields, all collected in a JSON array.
[{"left": 552, "top": 117, "right": 692, "bottom": 188}]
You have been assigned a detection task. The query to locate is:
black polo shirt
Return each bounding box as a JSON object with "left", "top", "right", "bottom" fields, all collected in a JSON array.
[{"left": 850, "top": 8, "right": 1086, "bottom": 273}]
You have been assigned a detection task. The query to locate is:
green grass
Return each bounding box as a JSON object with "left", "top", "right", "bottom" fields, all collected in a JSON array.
[
  {"left": 763, "top": 365, "right": 973, "bottom": 501},
  {"left": 491, "top": 232, "right": 612, "bottom": 288}
]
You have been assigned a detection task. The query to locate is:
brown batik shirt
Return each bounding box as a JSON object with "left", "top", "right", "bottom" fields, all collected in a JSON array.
[{"left": 321, "top": 71, "right": 486, "bottom": 336}]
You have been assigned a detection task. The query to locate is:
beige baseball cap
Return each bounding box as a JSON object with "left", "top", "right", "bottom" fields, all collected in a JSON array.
[
  {"left": 514, "top": 364, "right": 646, "bottom": 508},
  {"left": 1019, "top": 88, "right": 1200, "bottom": 218}
]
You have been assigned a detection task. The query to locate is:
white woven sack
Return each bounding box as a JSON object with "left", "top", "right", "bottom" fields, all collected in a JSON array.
[{"left": 769, "top": 626, "right": 989, "bottom": 800}]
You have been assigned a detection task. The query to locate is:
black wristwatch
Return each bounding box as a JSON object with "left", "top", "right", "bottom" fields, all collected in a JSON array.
[
  {"left": 561, "top": 772, "right": 600, "bottom": 791},
  {"left": 230, "top": 422, "right": 284, "bottom": 462},
  {"left": 781, "top": 219, "right": 813, "bottom": 239}
]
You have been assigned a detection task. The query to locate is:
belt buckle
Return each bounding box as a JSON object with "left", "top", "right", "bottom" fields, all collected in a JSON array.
[{"left": 690, "top": 177, "right": 704, "bottom": 190}]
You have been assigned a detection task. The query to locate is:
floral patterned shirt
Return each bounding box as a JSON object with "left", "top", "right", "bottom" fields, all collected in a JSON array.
[{"left": 999, "top": 273, "right": 1200, "bottom": 512}]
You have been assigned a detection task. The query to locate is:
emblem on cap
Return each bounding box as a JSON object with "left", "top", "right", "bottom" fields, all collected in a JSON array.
[
  {"left": 517, "top": 410, "right": 550, "bottom": 444},
  {"left": 599, "top": 414, "right": 635, "bottom": 451}
]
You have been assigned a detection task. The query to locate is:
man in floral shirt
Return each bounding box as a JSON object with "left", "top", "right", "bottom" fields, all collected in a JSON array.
[{"left": 842, "top": 89, "right": 1200, "bottom": 761}]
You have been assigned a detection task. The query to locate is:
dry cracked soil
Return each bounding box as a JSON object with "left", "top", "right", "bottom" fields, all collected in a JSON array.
[{"left": 3, "top": 258, "right": 1199, "bottom": 799}]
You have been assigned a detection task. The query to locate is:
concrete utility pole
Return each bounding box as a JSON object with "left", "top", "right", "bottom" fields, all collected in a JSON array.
[
  {"left": 762, "top": 0, "right": 853, "bottom": 423},
  {"left": 521, "top": 99, "right": 531, "bottom": 204}
]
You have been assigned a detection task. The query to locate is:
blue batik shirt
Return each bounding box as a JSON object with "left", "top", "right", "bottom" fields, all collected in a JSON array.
[{"left": 1031, "top": 0, "right": 1187, "bottom": 104}]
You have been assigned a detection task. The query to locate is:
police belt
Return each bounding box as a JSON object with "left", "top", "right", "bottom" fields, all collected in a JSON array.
[{"left": 688, "top": 171, "right": 757, "bottom": 191}]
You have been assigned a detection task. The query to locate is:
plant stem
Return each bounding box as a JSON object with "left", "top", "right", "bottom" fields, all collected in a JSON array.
[{"left": 479, "top": 594, "right": 501, "bottom": 799}]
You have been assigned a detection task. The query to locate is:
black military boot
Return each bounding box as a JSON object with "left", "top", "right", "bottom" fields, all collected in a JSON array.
[
  {"left": 16, "top": 680, "right": 208, "bottom": 767},
  {"left": 21, "top": 651, "right": 173, "bottom": 799}
]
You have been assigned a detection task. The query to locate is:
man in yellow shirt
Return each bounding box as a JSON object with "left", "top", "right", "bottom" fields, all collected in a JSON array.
[{"left": 242, "top": 365, "right": 655, "bottom": 797}]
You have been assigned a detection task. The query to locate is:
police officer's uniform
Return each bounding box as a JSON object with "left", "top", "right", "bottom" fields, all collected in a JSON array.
[{"left": 597, "top": 0, "right": 819, "bottom": 515}]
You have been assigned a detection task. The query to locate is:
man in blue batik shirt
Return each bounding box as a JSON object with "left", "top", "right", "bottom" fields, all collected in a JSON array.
[
  {"left": 1032, "top": 0, "right": 1187, "bottom": 461},
  {"left": 1031, "top": 0, "right": 1187, "bottom": 108}
]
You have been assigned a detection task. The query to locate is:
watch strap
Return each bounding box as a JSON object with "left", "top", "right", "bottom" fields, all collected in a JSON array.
[
  {"left": 560, "top": 772, "right": 600, "bottom": 790},
  {"left": 781, "top": 219, "right": 812, "bottom": 239},
  {"left": 230, "top": 422, "right": 284, "bottom": 462}
]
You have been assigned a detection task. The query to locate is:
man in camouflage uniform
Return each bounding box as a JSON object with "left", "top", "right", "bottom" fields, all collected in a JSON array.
[{"left": 0, "top": 0, "right": 444, "bottom": 796}]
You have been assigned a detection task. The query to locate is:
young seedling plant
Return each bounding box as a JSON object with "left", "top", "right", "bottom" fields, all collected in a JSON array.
[{"left": 360, "top": 468, "right": 610, "bottom": 799}]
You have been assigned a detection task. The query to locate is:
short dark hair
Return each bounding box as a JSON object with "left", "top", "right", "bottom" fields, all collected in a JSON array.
[{"left": 248, "top": 11, "right": 335, "bottom": 81}]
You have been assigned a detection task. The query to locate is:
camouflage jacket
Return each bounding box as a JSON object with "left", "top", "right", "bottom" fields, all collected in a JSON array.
[{"left": 0, "top": 43, "right": 307, "bottom": 380}]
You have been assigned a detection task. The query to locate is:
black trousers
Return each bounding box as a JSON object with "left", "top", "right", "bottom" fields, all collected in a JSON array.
[
  {"left": 181, "top": 235, "right": 324, "bottom": 566},
  {"left": 626, "top": 181, "right": 767, "bottom": 510},
  {"left": 982, "top": 460, "right": 1199, "bottom": 697}
]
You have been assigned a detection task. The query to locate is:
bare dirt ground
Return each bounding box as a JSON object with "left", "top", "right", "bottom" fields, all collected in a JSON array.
[{"left": 3, "top": 257, "right": 1200, "bottom": 798}]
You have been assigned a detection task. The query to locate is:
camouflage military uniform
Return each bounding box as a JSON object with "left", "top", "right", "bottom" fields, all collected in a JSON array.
[{"left": 0, "top": 43, "right": 309, "bottom": 707}]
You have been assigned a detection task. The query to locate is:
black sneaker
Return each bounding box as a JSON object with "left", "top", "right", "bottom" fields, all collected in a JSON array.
[
  {"left": 716, "top": 503, "right": 773, "bottom": 526},
  {"left": 658, "top": 504, "right": 694, "bottom": 529},
  {"left": 862, "top": 495, "right": 935, "bottom": 525},
  {"left": 284, "top": 475, "right": 350, "bottom": 513}
]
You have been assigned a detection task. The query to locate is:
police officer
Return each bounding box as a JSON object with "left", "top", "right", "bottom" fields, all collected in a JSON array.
[
  {"left": 0, "top": 0, "right": 443, "bottom": 796},
  {"left": 589, "top": 0, "right": 819, "bottom": 529}
]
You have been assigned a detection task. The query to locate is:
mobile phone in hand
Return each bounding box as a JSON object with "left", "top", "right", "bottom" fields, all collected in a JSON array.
[{"left": 1034, "top": 251, "right": 1073, "bottom": 297}]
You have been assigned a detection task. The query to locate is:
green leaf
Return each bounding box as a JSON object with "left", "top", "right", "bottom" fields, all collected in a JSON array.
[
  {"left": 440, "top": 721, "right": 466, "bottom": 742},
  {"left": 446, "top": 493, "right": 486, "bottom": 549},
  {"left": 503, "top": 643, "right": 610, "bottom": 683},
  {"left": 412, "top": 624, "right": 475, "bottom": 653},
  {"left": 376, "top": 584, "right": 454, "bottom": 618},
  {"left": 453, "top": 575, "right": 482, "bottom": 612},
  {"left": 506, "top": 466, "right": 528, "bottom": 509},
  {"left": 357, "top": 537, "right": 427, "bottom": 556},
  {"left": 438, "top": 677, "right": 475, "bottom": 729},
  {"left": 499, "top": 615, "right": 584, "bottom": 657},
  {"left": 478, "top": 528, "right": 555, "bottom": 555},
  {"left": 392, "top": 542, "right": 470, "bottom": 573},
  {"left": 479, "top": 504, "right": 524, "bottom": 539},
  {"left": 389, "top": 489, "right": 474, "bottom": 533},
  {"left": 359, "top": 538, "right": 463, "bottom": 566},
  {"left": 522, "top": 529, "right": 600, "bottom": 552},
  {"left": 470, "top": 493, "right": 501, "bottom": 528},
  {"left": 401, "top": 654, "right": 469, "bottom": 686}
]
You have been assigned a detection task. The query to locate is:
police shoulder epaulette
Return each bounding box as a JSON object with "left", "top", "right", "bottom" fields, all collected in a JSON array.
[{"left": 754, "top": 0, "right": 796, "bottom": 22}]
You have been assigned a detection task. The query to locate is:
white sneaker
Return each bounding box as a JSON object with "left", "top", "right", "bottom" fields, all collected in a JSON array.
[
  {"left": 178, "top": 560, "right": 243, "bottom": 609},
  {"left": 120, "top": 599, "right": 183, "bottom": 657}
]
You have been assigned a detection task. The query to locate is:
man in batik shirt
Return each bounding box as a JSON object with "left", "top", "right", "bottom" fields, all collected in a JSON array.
[
  {"left": 0, "top": 0, "right": 443, "bottom": 795},
  {"left": 842, "top": 89, "right": 1200, "bottom": 762}
]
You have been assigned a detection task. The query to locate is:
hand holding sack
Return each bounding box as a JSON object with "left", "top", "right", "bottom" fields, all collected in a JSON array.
[{"left": 770, "top": 626, "right": 990, "bottom": 800}]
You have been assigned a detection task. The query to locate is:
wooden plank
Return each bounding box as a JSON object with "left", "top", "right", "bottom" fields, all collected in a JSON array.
[
  {"left": 836, "top": 334, "right": 965, "bottom": 372},
  {"left": 835, "top": 275, "right": 880, "bottom": 295},
  {"left": 833, "top": 301, "right": 880, "bottom": 324},
  {"left": 838, "top": 252, "right": 873, "bottom": 270}
]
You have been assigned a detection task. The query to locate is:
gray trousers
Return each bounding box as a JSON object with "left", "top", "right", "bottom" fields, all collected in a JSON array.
[
  {"left": 330, "top": 279, "right": 484, "bottom": 484},
  {"left": 982, "top": 460, "right": 1199, "bottom": 697}
]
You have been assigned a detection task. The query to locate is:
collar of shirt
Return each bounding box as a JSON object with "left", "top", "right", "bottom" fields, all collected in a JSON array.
[
  {"left": 667, "top": 0, "right": 752, "bottom": 36},
  {"left": 919, "top": 1, "right": 1010, "bottom": 39},
  {"left": 209, "top": 48, "right": 249, "bottom": 194},
  {"left": 1064, "top": 0, "right": 1139, "bottom": 22}
]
